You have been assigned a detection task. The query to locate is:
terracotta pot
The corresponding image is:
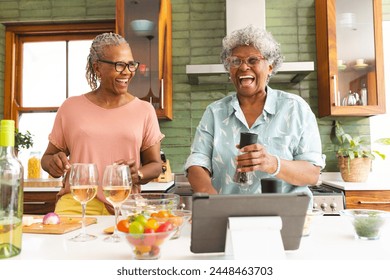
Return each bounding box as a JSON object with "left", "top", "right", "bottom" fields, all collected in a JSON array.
[{"left": 338, "top": 156, "right": 371, "bottom": 182}]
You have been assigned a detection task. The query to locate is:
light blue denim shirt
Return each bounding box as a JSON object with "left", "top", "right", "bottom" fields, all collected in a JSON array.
[{"left": 185, "top": 86, "right": 325, "bottom": 204}]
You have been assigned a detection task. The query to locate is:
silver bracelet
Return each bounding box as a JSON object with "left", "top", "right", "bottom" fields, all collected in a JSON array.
[{"left": 270, "top": 155, "right": 281, "bottom": 177}]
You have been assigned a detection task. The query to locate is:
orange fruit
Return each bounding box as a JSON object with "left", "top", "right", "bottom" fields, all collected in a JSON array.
[
  {"left": 151, "top": 212, "right": 158, "bottom": 218},
  {"left": 145, "top": 218, "right": 159, "bottom": 230},
  {"left": 117, "top": 219, "right": 130, "bottom": 233},
  {"left": 156, "top": 210, "right": 170, "bottom": 218},
  {"left": 135, "top": 245, "right": 152, "bottom": 254},
  {"left": 169, "top": 216, "right": 183, "bottom": 227}
]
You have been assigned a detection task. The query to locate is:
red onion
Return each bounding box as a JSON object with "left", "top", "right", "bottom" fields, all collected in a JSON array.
[{"left": 42, "top": 212, "right": 60, "bottom": 225}]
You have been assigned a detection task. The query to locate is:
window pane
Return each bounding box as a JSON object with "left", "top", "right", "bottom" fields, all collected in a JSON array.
[
  {"left": 23, "top": 42, "right": 66, "bottom": 107},
  {"left": 18, "top": 112, "right": 57, "bottom": 178},
  {"left": 68, "top": 40, "right": 93, "bottom": 96}
]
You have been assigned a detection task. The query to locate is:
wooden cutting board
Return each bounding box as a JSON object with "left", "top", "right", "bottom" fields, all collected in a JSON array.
[{"left": 23, "top": 215, "right": 97, "bottom": 234}]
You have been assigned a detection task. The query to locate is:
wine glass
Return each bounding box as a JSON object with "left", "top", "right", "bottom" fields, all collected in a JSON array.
[
  {"left": 69, "top": 163, "right": 99, "bottom": 242},
  {"left": 102, "top": 164, "right": 132, "bottom": 242}
]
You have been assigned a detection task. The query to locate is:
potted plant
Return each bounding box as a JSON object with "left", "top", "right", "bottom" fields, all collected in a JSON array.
[
  {"left": 331, "top": 121, "right": 385, "bottom": 182},
  {"left": 15, "top": 129, "right": 34, "bottom": 154}
]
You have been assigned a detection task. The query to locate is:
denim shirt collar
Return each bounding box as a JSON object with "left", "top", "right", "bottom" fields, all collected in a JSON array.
[{"left": 228, "top": 86, "right": 277, "bottom": 126}]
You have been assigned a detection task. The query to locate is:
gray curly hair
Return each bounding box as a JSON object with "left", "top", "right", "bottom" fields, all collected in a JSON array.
[
  {"left": 86, "top": 32, "right": 130, "bottom": 90},
  {"left": 220, "top": 25, "right": 284, "bottom": 79}
]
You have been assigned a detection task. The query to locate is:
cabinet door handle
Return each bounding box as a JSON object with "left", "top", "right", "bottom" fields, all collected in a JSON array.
[
  {"left": 160, "top": 79, "right": 164, "bottom": 109},
  {"left": 332, "top": 75, "right": 338, "bottom": 106},
  {"left": 358, "top": 201, "right": 390, "bottom": 205}
]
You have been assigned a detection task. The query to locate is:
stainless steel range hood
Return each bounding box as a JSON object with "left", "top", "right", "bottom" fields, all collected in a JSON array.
[
  {"left": 186, "top": 0, "right": 314, "bottom": 85},
  {"left": 186, "top": 62, "right": 314, "bottom": 85}
]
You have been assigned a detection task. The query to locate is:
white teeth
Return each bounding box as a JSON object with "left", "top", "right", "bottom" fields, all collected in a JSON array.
[
  {"left": 117, "top": 79, "right": 128, "bottom": 83},
  {"left": 239, "top": 75, "right": 254, "bottom": 79}
]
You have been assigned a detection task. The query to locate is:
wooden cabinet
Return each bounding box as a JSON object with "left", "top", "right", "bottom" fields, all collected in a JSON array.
[
  {"left": 24, "top": 191, "right": 57, "bottom": 214},
  {"left": 345, "top": 190, "right": 390, "bottom": 211},
  {"left": 116, "top": 0, "right": 173, "bottom": 120},
  {"left": 315, "top": 0, "right": 385, "bottom": 117}
]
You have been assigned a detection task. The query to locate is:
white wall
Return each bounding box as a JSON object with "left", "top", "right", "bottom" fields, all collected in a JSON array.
[{"left": 369, "top": 21, "right": 390, "bottom": 173}]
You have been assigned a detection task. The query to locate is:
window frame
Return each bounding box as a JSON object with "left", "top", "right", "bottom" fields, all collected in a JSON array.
[{"left": 3, "top": 21, "right": 115, "bottom": 126}]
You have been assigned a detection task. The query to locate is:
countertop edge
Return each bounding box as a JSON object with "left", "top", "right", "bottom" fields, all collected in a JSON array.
[{"left": 321, "top": 172, "right": 390, "bottom": 191}]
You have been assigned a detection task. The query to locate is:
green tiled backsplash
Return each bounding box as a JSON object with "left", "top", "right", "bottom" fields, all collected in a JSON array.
[{"left": 1, "top": 0, "right": 389, "bottom": 174}]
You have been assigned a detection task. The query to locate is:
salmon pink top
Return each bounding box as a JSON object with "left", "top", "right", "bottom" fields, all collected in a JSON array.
[{"left": 49, "top": 95, "right": 164, "bottom": 204}]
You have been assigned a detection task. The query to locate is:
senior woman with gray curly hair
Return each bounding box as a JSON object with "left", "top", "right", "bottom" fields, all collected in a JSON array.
[{"left": 185, "top": 25, "right": 325, "bottom": 203}]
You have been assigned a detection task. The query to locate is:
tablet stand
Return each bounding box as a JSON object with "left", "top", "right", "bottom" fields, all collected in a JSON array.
[{"left": 224, "top": 216, "right": 285, "bottom": 259}]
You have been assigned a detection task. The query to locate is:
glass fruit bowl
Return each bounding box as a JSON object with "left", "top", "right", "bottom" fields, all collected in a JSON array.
[
  {"left": 121, "top": 193, "right": 180, "bottom": 217},
  {"left": 125, "top": 220, "right": 177, "bottom": 260},
  {"left": 339, "top": 209, "right": 390, "bottom": 240},
  {"left": 126, "top": 213, "right": 178, "bottom": 260},
  {"left": 302, "top": 209, "right": 324, "bottom": 237}
]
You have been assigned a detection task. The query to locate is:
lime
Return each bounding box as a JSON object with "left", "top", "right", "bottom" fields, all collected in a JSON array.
[
  {"left": 129, "top": 221, "right": 144, "bottom": 234},
  {"left": 135, "top": 214, "right": 148, "bottom": 226}
]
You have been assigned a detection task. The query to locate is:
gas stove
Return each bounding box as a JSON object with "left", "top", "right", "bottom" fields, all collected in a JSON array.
[{"left": 309, "top": 184, "right": 345, "bottom": 215}]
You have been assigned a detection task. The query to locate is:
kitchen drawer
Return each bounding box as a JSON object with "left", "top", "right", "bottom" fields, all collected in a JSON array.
[
  {"left": 24, "top": 191, "right": 57, "bottom": 215},
  {"left": 345, "top": 190, "right": 390, "bottom": 211}
]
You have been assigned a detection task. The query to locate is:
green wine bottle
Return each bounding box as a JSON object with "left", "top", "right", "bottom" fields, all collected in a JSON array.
[{"left": 0, "top": 120, "right": 24, "bottom": 259}]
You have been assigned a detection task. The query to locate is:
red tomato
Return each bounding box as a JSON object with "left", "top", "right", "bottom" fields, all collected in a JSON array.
[
  {"left": 156, "top": 221, "right": 174, "bottom": 233},
  {"left": 144, "top": 228, "right": 155, "bottom": 234}
]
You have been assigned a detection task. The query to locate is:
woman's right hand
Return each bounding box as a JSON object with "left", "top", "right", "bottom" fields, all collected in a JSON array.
[
  {"left": 47, "top": 151, "right": 71, "bottom": 177},
  {"left": 41, "top": 142, "right": 70, "bottom": 178}
]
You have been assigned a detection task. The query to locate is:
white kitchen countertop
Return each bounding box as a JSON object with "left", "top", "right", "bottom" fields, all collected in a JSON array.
[
  {"left": 141, "top": 180, "right": 174, "bottom": 192},
  {"left": 320, "top": 172, "right": 390, "bottom": 191},
  {"left": 23, "top": 187, "right": 61, "bottom": 192},
  {"left": 11, "top": 215, "right": 390, "bottom": 260}
]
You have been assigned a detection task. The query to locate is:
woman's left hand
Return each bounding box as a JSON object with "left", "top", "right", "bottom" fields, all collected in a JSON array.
[{"left": 114, "top": 159, "right": 141, "bottom": 193}]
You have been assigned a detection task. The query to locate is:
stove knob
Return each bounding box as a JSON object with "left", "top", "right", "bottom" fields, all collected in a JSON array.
[
  {"left": 330, "top": 202, "right": 337, "bottom": 211},
  {"left": 313, "top": 202, "right": 318, "bottom": 209},
  {"left": 320, "top": 202, "right": 328, "bottom": 211}
]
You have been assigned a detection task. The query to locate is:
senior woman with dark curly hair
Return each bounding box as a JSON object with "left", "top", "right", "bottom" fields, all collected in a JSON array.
[
  {"left": 41, "top": 33, "right": 164, "bottom": 215},
  {"left": 185, "top": 25, "right": 325, "bottom": 203}
]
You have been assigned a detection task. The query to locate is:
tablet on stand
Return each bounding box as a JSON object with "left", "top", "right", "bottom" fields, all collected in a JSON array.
[{"left": 190, "top": 192, "right": 310, "bottom": 259}]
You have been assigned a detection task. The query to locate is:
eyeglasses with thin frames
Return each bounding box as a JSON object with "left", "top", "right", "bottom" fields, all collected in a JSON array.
[
  {"left": 226, "top": 56, "right": 266, "bottom": 68},
  {"left": 98, "top": 59, "right": 140, "bottom": 72}
]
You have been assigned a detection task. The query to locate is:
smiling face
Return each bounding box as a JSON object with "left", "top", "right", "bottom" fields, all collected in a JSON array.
[
  {"left": 229, "top": 45, "right": 273, "bottom": 97},
  {"left": 94, "top": 43, "right": 135, "bottom": 96}
]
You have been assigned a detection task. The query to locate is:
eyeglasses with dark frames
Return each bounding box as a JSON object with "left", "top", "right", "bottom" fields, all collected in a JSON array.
[
  {"left": 226, "top": 56, "right": 266, "bottom": 68},
  {"left": 98, "top": 59, "right": 140, "bottom": 72}
]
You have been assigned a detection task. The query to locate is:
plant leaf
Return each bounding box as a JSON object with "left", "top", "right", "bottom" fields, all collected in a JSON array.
[
  {"left": 375, "top": 138, "right": 390, "bottom": 145},
  {"left": 373, "top": 150, "right": 386, "bottom": 160}
]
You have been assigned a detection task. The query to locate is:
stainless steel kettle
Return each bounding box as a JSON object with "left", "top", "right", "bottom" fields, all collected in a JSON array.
[{"left": 342, "top": 91, "right": 357, "bottom": 106}]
